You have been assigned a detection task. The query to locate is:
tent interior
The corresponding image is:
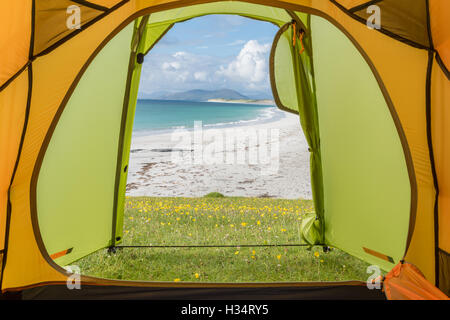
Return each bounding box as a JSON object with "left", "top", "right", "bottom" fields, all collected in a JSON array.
[
  {"left": 36, "top": 3, "right": 409, "bottom": 280},
  {"left": 1, "top": 0, "right": 448, "bottom": 299}
]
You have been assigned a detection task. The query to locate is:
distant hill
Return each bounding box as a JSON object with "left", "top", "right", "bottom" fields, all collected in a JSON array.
[{"left": 156, "top": 89, "right": 250, "bottom": 102}]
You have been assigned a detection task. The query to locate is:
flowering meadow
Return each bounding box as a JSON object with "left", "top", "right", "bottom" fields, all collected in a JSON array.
[{"left": 76, "top": 196, "right": 370, "bottom": 282}]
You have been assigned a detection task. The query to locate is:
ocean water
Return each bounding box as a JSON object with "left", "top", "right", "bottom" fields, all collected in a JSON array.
[{"left": 132, "top": 99, "right": 284, "bottom": 135}]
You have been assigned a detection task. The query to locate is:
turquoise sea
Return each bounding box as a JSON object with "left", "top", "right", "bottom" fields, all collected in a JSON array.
[{"left": 133, "top": 99, "right": 284, "bottom": 135}]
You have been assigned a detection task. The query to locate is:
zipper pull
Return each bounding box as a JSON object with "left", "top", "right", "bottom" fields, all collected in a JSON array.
[
  {"left": 299, "top": 30, "right": 305, "bottom": 54},
  {"left": 291, "top": 20, "right": 305, "bottom": 55}
]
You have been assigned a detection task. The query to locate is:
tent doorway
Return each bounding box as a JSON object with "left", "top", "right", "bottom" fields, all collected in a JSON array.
[
  {"left": 31, "top": 2, "right": 411, "bottom": 289},
  {"left": 67, "top": 14, "right": 371, "bottom": 283}
]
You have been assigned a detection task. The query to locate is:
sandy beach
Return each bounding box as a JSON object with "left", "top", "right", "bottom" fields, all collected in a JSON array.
[{"left": 126, "top": 111, "right": 312, "bottom": 199}]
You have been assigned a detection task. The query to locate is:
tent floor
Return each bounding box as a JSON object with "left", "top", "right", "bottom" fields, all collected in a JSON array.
[{"left": 17, "top": 283, "right": 386, "bottom": 300}]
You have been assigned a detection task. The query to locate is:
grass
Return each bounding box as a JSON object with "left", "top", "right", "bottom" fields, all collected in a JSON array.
[
  {"left": 76, "top": 196, "right": 370, "bottom": 282},
  {"left": 204, "top": 192, "right": 226, "bottom": 198}
]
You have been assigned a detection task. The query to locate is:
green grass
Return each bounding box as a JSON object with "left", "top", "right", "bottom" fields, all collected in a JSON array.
[
  {"left": 76, "top": 196, "right": 370, "bottom": 282},
  {"left": 204, "top": 192, "right": 226, "bottom": 198}
]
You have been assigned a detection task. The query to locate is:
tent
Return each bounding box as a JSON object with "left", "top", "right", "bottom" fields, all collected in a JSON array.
[{"left": 0, "top": 0, "right": 449, "bottom": 300}]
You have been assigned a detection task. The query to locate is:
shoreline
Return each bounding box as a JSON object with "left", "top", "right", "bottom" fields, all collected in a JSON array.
[
  {"left": 132, "top": 106, "right": 284, "bottom": 138},
  {"left": 206, "top": 98, "right": 275, "bottom": 105},
  {"left": 127, "top": 111, "right": 312, "bottom": 200}
]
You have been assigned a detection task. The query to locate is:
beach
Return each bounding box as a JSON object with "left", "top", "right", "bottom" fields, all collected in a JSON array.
[{"left": 126, "top": 110, "right": 312, "bottom": 199}]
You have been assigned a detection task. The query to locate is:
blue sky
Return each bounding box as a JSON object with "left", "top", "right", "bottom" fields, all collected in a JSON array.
[{"left": 138, "top": 15, "right": 278, "bottom": 99}]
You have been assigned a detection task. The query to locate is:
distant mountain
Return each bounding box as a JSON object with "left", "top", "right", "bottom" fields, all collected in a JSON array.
[{"left": 156, "top": 89, "right": 250, "bottom": 102}]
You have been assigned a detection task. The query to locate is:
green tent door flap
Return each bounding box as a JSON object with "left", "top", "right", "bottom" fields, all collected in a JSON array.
[
  {"left": 36, "top": 23, "right": 134, "bottom": 266},
  {"left": 310, "top": 15, "right": 412, "bottom": 271}
]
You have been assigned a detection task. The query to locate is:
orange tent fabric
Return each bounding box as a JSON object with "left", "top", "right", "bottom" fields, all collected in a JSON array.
[
  {"left": 384, "top": 262, "right": 449, "bottom": 300},
  {"left": 0, "top": 0, "right": 448, "bottom": 299}
]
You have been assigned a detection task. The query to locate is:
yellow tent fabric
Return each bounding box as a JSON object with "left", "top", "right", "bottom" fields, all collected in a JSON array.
[{"left": 0, "top": 0, "right": 448, "bottom": 298}]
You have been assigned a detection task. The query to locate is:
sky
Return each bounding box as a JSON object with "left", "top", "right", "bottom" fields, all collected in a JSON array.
[{"left": 138, "top": 15, "right": 279, "bottom": 100}]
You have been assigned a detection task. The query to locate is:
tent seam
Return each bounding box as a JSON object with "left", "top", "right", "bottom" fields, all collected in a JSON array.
[
  {"left": 329, "top": 0, "right": 431, "bottom": 50},
  {"left": 34, "top": 0, "right": 130, "bottom": 58},
  {"left": 70, "top": 0, "right": 109, "bottom": 12},
  {"left": 348, "top": 0, "right": 384, "bottom": 13},
  {"left": 111, "top": 16, "right": 150, "bottom": 247},
  {"left": 0, "top": 0, "right": 36, "bottom": 291},
  {"left": 424, "top": 0, "right": 440, "bottom": 288},
  {"left": 435, "top": 53, "right": 450, "bottom": 80}
]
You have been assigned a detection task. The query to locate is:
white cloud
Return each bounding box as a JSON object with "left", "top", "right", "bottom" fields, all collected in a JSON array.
[
  {"left": 162, "top": 61, "right": 181, "bottom": 71},
  {"left": 217, "top": 40, "right": 271, "bottom": 84},
  {"left": 177, "top": 71, "right": 189, "bottom": 82},
  {"left": 139, "top": 40, "right": 272, "bottom": 98},
  {"left": 139, "top": 51, "right": 220, "bottom": 95},
  {"left": 194, "top": 71, "right": 208, "bottom": 81},
  {"left": 173, "top": 51, "right": 187, "bottom": 58}
]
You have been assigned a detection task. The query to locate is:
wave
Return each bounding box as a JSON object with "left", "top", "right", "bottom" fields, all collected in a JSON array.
[{"left": 202, "top": 108, "right": 281, "bottom": 129}]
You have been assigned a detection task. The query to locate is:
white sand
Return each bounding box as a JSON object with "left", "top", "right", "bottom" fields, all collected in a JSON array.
[{"left": 126, "top": 112, "right": 312, "bottom": 199}]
